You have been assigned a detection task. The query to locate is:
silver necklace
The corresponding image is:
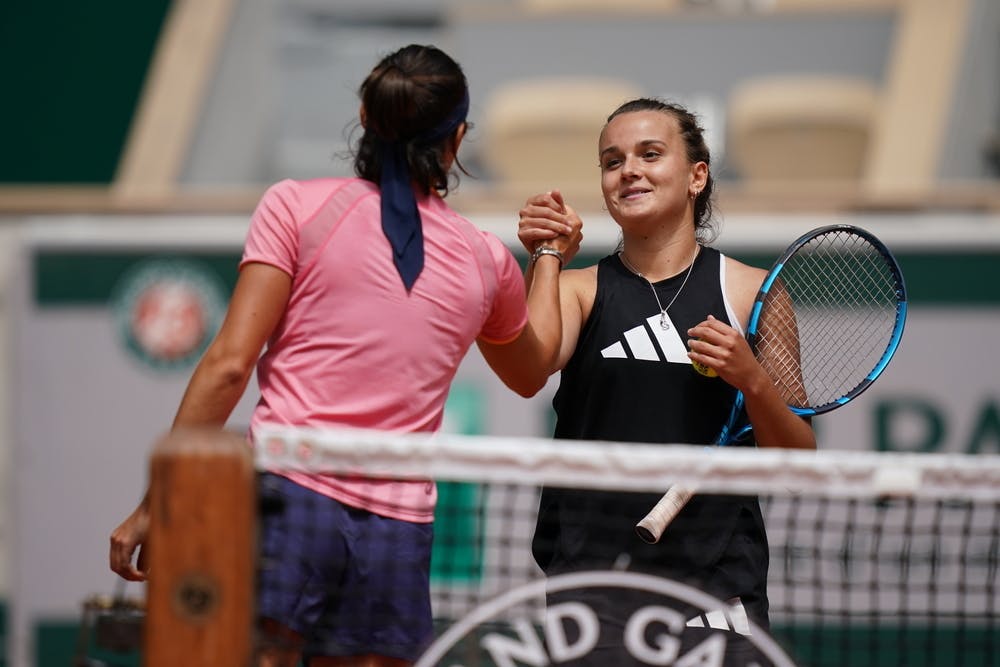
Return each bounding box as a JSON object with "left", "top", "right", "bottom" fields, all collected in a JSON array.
[{"left": 619, "top": 246, "right": 699, "bottom": 330}]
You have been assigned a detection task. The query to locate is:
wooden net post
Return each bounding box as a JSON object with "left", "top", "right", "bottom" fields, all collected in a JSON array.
[{"left": 145, "top": 429, "right": 256, "bottom": 666}]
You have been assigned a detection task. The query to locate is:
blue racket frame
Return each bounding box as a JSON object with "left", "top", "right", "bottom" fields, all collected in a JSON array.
[{"left": 716, "top": 224, "right": 908, "bottom": 446}]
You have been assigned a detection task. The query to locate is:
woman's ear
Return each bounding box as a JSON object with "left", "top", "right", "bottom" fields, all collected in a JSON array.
[
  {"left": 359, "top": 104, "right": 367, "bottom": 129},
  {"left": 690, "top": 161, "right": 708, "bottom": 192}
]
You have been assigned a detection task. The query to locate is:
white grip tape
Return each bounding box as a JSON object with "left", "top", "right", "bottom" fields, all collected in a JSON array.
[{"left": 635, "top": 485, "right": 696, "bottom": 544}]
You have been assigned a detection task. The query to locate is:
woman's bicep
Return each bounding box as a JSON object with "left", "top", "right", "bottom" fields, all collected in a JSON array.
[
  {"left": 554, "top": 282, "right": 583, "bottom": 370},
  {"left": 214, "top": 262, "right": 293, "bottom": 363},
  {"left": 553, "top": 268, "right": 594, "bottom": 370}
]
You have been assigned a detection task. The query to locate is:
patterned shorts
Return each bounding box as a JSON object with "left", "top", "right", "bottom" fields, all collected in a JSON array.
[{"left": 256, "top": 473, "right": 434, "bottom": 661}]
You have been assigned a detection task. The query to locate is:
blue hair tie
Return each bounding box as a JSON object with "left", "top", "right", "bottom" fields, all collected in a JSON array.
[{"left": 379, "top": 91, "right": 470, "bottom": 291}]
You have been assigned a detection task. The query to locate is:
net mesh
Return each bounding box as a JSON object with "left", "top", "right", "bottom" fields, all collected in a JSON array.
[{"left": 255, "top": 427, "right": 1000, "bottom": 667}]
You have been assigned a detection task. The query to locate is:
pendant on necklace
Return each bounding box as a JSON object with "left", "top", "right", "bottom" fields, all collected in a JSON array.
[{"left": 619, "top": 247, "right": 699, "bottom": 334}]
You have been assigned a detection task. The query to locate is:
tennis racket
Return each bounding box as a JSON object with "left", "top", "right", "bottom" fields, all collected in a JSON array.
[{"left": 635, "top": 224, "right": 907, "bottom": 544}]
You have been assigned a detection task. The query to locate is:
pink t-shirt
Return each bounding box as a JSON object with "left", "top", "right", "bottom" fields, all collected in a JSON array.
[{"left": 242, "top": 178, "right": 527, "bottom": 522}]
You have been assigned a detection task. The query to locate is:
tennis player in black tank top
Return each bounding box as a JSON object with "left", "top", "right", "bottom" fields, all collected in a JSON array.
[{"left": 515, "top": 98, "right": 816, "bottom": 665}]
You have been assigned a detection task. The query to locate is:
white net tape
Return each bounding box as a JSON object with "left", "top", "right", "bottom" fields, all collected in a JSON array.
[{"left": 255, "top": 425, "right": 1000, "bottom": 500}]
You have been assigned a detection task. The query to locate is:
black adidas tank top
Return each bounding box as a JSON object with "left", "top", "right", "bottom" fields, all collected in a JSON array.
[
  {"left": 554, "top": 246, "right": 738, "bottom": 443},
  {"left": 533, "top": 247, "right": 770, "bottom": 623}
]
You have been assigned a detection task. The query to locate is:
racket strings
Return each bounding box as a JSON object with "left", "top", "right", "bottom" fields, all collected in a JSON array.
[{"left": 755, "top": 230, "right": 903, "bottom": 410}]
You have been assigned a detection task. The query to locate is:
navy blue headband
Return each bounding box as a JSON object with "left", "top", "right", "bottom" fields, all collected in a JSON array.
[{"left": 379, "top": 91, "right": 470, "bottom": 291}]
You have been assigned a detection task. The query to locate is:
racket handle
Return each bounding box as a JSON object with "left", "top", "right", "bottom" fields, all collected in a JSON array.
[{"left": 635, "top": 485, "right": 696, "bottom": 544}]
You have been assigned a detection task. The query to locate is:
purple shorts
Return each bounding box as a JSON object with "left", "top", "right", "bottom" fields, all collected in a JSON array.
[{"left": 257, "top": 473, "right": 434, "bottom": 661}]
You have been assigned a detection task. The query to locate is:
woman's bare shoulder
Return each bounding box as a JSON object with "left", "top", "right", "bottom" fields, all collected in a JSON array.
[
  {"left": 726, "top": 255, "right": 768, "bottom": 286},
  {"left": 724, "top": 255, "right": 769, "bottom": 319},
  {"left": 563, "top": 263, "right": 598, "bottom": 284}
]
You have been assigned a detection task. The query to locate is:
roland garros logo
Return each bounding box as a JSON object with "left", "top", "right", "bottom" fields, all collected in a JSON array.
[
  {"left": 112, "top": 259, "right": 227, "bottom": 371},
  {"left": 417, "top": 571, "right": 797, "bottom": 667}
]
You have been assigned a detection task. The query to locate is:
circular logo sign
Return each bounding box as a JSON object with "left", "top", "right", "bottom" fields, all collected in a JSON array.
[
  {"left": 417, "top": 570, "right": 798, "bottom": 667},
  {"left": 112, "top": 259, "right": 227, "bottom": 371}
]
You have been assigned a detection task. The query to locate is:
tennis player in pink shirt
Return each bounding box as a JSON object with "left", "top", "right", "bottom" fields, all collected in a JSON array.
[{"left": 110, "top": 44, "right": 581, "bottom": 667}]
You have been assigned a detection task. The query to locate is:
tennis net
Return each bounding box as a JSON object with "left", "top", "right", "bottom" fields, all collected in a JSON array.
[
  {"left": 258, "top": 429, "right": 1000, "bottom": 667},
  {"left": 252, "top": 427, "right": 1000, "bottom": 667}
]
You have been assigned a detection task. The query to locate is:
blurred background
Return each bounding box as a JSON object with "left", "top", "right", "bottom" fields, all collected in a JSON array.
[{"left": 1, "top": 0, "right": 998, "bottom": 664}]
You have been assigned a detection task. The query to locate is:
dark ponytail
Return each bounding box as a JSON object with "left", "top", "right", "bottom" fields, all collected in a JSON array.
[{"left": 354, "top": 44, "right": 469, "bottom": 196}]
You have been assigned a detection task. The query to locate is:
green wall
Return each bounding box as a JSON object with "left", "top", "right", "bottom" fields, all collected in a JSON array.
[
  {"left": 32, "top": 249, "right": 1000, "bottom": 307},
  {"left": 0, "top": 2, "right": 172, "bottom": 183}
]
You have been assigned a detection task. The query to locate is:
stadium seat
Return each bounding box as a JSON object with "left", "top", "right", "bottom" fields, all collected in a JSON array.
[
  {"left": 478, "top": 77, "right": 644, "bottom": 195},
  {"left": 725, "top": 75, "right": 879, "bottom": 184}
]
